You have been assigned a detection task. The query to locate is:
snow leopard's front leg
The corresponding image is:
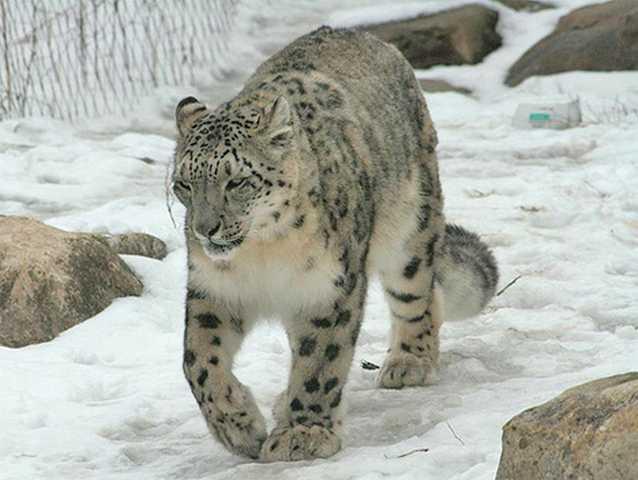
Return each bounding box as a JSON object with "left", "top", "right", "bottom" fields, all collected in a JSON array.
[
  {"left": 260, "top": 274, "right": 367, "bottom": 462},
  {"left": 183, "top": 287, "right": 267, "bottom": 459}
]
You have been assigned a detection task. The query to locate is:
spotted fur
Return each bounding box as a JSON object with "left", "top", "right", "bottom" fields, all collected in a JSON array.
[{"left": 173, "top": 26, "right": 498, "bottom": 462}]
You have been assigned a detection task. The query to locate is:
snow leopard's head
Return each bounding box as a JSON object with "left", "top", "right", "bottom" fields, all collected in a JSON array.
[{"left": 172, "top": 96, "right": 300, "bottom": 259}]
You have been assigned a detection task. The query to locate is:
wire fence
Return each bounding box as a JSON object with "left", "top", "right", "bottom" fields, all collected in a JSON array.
[{"left": 0, "top": 0, "right": 238, "bottom": 121}]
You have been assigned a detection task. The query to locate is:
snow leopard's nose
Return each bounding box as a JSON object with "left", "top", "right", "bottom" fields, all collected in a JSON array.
[{"left": 193, "top": 219, "right": 222, "bottom": 242}]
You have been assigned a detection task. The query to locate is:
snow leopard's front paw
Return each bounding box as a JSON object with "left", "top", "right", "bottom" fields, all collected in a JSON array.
[
  {"left": 259, "top": 425, "right": 341, "bottom": 462},
  {"left": 205, "top": 381, "right": 267, "bottom": 459},
  {"left": 377, "top": 352, "right": 438, "bottom": 389}
]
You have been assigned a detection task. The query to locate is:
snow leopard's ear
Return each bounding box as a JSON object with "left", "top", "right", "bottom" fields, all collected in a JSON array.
[
  {"left": 176, "top": 96, "right": 207, "bottom": 137},
  {"left": 259, "top": 96, "right": 293, "bottom": 147}
]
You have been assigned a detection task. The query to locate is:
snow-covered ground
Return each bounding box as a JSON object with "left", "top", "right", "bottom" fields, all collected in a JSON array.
[{"left": 2, "top": 1, "right": 637, "bottom": 479}]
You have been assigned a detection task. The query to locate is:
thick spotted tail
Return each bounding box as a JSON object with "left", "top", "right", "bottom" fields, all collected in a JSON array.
[{"left": 435, "top": 224, "right": 499, "bottom": 321}]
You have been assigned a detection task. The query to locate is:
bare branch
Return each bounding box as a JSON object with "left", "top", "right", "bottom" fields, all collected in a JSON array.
[
  {"left": 384, "top": 448, "right": 430, "bottom": 460},
  {"left": 446, "top": 421, "right": 465, "bottom": 446},
  {"left": 496, "top": 275, "right": 523, "bottom": 297}
]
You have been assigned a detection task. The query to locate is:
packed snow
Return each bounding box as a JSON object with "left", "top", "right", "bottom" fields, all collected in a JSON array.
[{"left": 1, "top": 1, "right": 637, "bottom": 479}]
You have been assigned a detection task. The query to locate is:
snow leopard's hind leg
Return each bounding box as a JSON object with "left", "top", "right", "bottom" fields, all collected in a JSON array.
[
  {"left": 183, "top": 288, "right": 267, "bottom": 458},
  {"left": 377, "top": 166, "right": 446, "bottom": 389}
]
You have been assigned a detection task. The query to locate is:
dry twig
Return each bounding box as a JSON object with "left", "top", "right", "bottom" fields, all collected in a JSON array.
[
  {"left": 384, "top": 448, "right": 430, "bottom": 460},
  {"left": 446, "top": 421, "right": 465, "bottom": 446},
  {"left": 496, "top": 275, "right": 522, "bottom": 297}
]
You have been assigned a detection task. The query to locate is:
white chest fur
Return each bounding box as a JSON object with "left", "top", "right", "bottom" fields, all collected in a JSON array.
[{"left": 188, "top": 231, "right": 341, "bottom": 321}]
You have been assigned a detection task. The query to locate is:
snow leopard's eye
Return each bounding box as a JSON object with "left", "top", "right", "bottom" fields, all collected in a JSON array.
[
  {"left": 173, "top": 180, "right": 192, "bottom": 205},
  {"left": 226, "top": 177, "right": 250, "bottom": 191},
  {"left": 174, "top": 180, "right": 191, "bottom": 193}
]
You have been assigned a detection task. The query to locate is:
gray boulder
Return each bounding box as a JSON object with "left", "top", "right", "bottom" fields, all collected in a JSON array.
[
  {"left": 494, "top": 0, "right": 554, "bottom": 12},
  {"left": 362, "top": 5, "right": 502, "bottom": 69},
  {"left": 418, "top": 78, "right": 472, "bottom": 95},
  {"left": 0, "top": 216, "right": 143, "bottom": 347},
  {"left": 506, "top": 0, "right": 638, "bottom": 86},
  {"left": 105, "top": 232, "right": 167, "bottom": 260},
  {"left": 496, "top": 372, "right": 638, "bottom": 480}
]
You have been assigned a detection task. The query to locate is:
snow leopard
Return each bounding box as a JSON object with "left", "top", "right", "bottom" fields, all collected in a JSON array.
[{"left": 172, "top": 26, "right": 498, "bottom": 462}]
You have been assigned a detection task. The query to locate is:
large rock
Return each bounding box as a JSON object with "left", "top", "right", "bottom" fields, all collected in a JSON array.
[
  {"left": 105, "top": 232, "right": 167, "bottom": 260},
  {"left": 418, "top": 78, "right": 472, "bottom": 95},
  {"left": 496, "top": 373, "right": 638, "bottom": 480},
  {"left": 362, "top": 5, "right": 502, "bottom": 69},
  {"left": 506, "top": 0, "right": 638, "bottom": 86},
  {"left": 494, "top": 0, "right": 554, "bottom": 12},
  {"left": 0, "top": 216, "right": 143, "bottom": 347}
]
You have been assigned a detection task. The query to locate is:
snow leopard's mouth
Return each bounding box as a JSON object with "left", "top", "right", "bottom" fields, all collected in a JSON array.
[{"left": 202, "top": 236, "right": 244, "bottom": 260}]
